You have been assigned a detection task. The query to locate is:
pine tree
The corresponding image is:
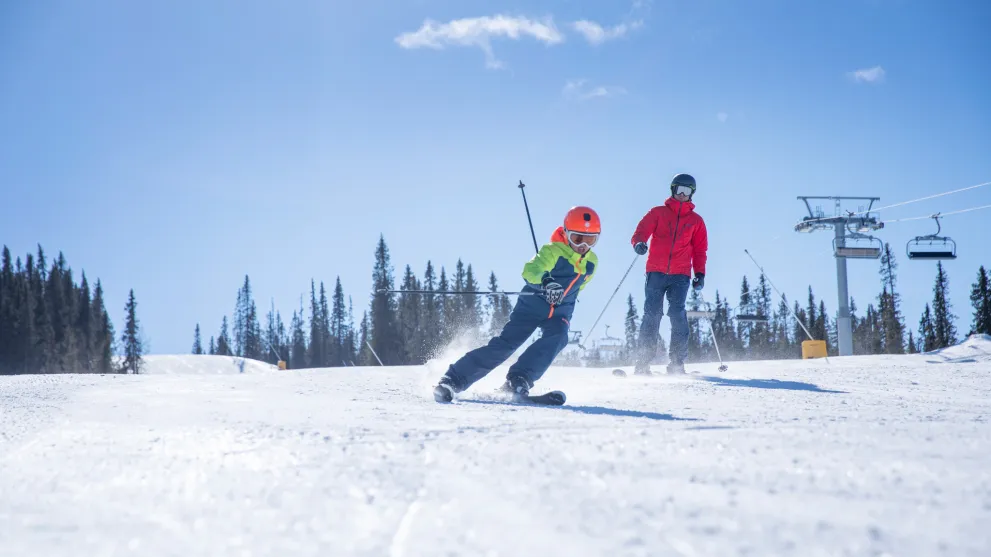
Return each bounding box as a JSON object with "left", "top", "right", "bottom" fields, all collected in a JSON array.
[
  {"left": 970, "top": 265, "right": 991, "bottom": 335},
  {"left": 217, "top": 316, "right": 232, "bottom": 356},
  {"left": 290, "top": 300, "right": 307, "bottom": 369},
  {"left": 749, "top": 274, "right": 773, "bottom": 358},
  {"left": 318, "top": 282, "right": 332, "bottom": 365},
  {"left": 264, "top": 301, "right": 279, "bottom": 364},
  {"left": 624, "top": 294, "right": 640, "bottom": 365},
  {"left": 192, "top": 324, "right": 204, "bottom": 354},
  {"left": 878, "top": 244, "right": 905, "bottom": 353},
  {"left": 772, "top": 294, "right": 792, "bottom": 359},
  {"left": 358, "top": 311, "right": 373, "bottom": 365},
  {"left": 931, "top": 262, "right": 958, "bottom": 348},
  {"left": 906, "top": 330, "right": 918, "bottom": 354},
  {"left": 120, "top": 289, "right": 143, "bottom": 374},
  {"left": 75, "top": 273, "right": 93, "bottom": 371},
  {"left": 30, "top": 250, "right": 54, "bottom": 373},
  {"left": 307, "top": 281, "right": 324, "bottom": 367},
  {"left": 331, "top": 277, "right": 348, "bottom": 365},
  {"left": 0, "top": 247, "right": 15, "bottom": 374},
  {"left": 397, "top": 264, "right": 422, "bottom": 364},
  {"left": 463, "top": 263, "right": 482, "bottom": 336},
  {"left": 817, "top": 299, "right": 829, "bottom": 354},
  {"left": 487, "top": 271, "right": 512, "bottom": 337},
  {"left": 91, "top": 279, "right": 115, "bottom": 373},
  {"left": 737, "top": 276, "right": 753, "bottom": 354},
  {"left": 345, "top": 296, "right": 358, "bottom": 364},
  {"left": 421, "top": 262, "right": 442, "bottom": 356},
  {"left": 369, "top": 235, "right": 401, "bottom": 364},
  {"left": 439, "top": 267, "right": 455, "bottom": 345},
  {"left": 918, "top": 303, "right": 937, "bottom": 352}
]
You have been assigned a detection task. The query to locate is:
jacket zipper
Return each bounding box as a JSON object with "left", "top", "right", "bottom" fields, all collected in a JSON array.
[{"left": 665, "top": 202, "right": 683, "bottom": 274}]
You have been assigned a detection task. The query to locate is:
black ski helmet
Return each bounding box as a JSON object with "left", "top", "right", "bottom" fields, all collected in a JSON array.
[{"left": 670, "top": 173, "right": 696, "bottom": 198}]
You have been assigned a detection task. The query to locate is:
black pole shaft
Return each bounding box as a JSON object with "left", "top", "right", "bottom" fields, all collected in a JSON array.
[{"left": 518, "top": 180, "right": 539, "bottom": 254}]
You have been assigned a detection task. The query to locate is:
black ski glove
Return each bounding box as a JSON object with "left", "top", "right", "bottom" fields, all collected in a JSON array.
[
  {"left": 541, "top": 277, "right": 565, "bottom": 305},
  {"left": 634, "top": 242, "right": 648, "bottom": 255},
  {"left": 692, "top": 273, "right": 705, "bottom": 292}
]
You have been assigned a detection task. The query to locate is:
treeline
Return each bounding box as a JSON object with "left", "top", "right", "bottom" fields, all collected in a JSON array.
[
  {"left": 195, "top": 236, "right": 989, "bottom": 368},
  {"left": 195, "top": 236, "right": 513, "bottom": 368},
  {"left": 0, "top": 245, "right": 144, "bottom": 375},
  {"left": 589, "top": 244, "right": 990, "bottom": 366}
]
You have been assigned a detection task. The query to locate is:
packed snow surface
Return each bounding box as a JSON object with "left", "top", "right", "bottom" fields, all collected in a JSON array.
[{"left": 2, "top": 345, "right": 990, "bottom": 557}]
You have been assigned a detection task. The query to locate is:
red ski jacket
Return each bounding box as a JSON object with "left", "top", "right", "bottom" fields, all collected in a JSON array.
[{"left": 630, "top": 197, "right": 708, "bottom": 277}]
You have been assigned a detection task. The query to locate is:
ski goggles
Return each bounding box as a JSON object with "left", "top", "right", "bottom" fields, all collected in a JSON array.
[
  {"left": 673, "top": 185, "right": 694, "bottom": 197},
  {"left": 567, "top": 230, "right": 599, "bottom": 248}
]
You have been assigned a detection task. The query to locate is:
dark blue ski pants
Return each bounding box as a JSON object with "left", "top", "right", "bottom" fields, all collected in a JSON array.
[
  {"left": 637, "top": 272, "right": 691, "bottom": 366},
  {"left": 444, "top": 298, "right": 571, "bottom": 392}
]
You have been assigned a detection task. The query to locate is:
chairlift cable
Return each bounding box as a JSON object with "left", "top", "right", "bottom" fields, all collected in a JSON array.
[
  {"left": 880, "top": 203, "right": 991, "bottom": 223},
  {"left": 798, "top": 181, "right": 991, "bottom": 226},
  {"left": 853, "top": 181, "right": 991, "bottom": 217}
]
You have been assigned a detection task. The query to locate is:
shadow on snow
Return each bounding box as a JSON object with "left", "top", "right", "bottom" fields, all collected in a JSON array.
[
  {"left": 698, "top": 376, "right": 847, "bottom": 394},
  {"left": 461, "top": 398, "right": 698, "bottom": 421}
]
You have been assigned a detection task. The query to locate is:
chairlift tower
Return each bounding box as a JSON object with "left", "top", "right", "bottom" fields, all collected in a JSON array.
[{"left": 794, "top": 196, "right": 884, "bottom": 356}]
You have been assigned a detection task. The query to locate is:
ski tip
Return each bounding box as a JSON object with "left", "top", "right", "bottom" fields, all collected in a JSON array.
[{"left": 612, "top": 368, "right": 627, "bottom": 377}]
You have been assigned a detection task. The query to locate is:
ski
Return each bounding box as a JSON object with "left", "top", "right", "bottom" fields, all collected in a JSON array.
[{"left": 517, "top": 390, "right": 567, "bottom": 406}]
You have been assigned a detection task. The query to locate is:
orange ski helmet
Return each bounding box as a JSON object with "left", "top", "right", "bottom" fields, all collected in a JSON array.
[{"left": 563, "top": 206, "right": 601, "bottom": 249}]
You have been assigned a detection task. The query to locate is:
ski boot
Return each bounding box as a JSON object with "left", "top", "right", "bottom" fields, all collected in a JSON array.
[
  {"left": 633, "top": 362, "right": 653, "bottom": 376},
  {"left": 499, "top": 374, "right": 533, "bottom": 402},
  {"left": 666, "top": 361, "right": 687, "bottom": 375},
  {"left": 433, "top": 375, "right": 458, "bottom": 403}
]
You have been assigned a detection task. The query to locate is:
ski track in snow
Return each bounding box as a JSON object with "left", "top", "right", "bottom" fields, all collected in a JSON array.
[{"left": 1, "top": 351, "right": 990, "bottom": 556}]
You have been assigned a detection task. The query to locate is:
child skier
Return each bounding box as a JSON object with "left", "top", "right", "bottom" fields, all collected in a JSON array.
[{"left": 433, "top": 206, "right": 600, "bottom": 403}]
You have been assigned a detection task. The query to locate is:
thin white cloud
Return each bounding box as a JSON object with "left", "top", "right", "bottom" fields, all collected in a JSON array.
[
  {"left": 563, "top": 79, "right": 626, "bottom": 101},
  {"left": 848, "top": 65, "right": 886, "bottom": 83},
  {"left": 571, "top": 19, "right": 643, "bottom": 45},
  {"left": 717, "top": 112, "right": 729, "bottom": 123},
  {"left": 395, "top": 15, "right": 564, "bottom": 69}
]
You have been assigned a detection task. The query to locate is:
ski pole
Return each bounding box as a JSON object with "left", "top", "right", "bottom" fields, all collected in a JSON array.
[
  {"left": 518, "top": 180, "right": 539, "bottom": 255},
  {"left": 696, "top": 291, "right": 728, "bottom": 372},
  {"left": 579, "top": 254, "right": 640, "bottom": 350}
]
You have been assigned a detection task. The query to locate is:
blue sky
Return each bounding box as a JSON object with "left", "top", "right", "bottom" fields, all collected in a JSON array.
[{"left": 2, "top": 0, "right": 989, "bottom": 355}]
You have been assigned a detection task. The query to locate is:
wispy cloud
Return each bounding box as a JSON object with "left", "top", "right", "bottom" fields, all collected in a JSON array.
[
  {"left": 717, "top": 112, "right": 728, "bottom": 123},
  {"left": 563, "top": 79, "right": 627, "bottom": 101},
  {"left": 570, "top": 19, "right": 643, "bottom": 45},
  {"left": 848, "top": 65, "right": 886, "bottom": 84},
  {"left": 395, "top": 15, "right": 564, "bottom": 69}
]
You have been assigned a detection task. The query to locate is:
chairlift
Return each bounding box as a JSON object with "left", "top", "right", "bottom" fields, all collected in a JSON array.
[
  {"left": 568, "top": 330, "right": 583, "bottom": 345},
  {"left": 833, "top": 232, "right": 882, "bottom": 259},
  {"left": 687, "top": 309, "right": 715, "bottom": 319},
  {"left": 907, "top": 214, "right": 957, "bottom": 261},
  {"left": 733, "top": 303, "right": 770, "bottom": 324},
  {"left": 686, "top": 299, "right": 715, "bottom": 319}
]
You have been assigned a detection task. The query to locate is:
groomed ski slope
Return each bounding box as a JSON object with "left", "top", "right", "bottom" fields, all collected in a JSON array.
[{"left": 1, "top": 338, "right": 990, "bottom": 557}]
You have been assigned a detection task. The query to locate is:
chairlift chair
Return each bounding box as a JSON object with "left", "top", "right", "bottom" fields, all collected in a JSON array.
[
  {"left": 907, "top": 214, "right": 957, "bottom": 261},
  {"left": 733, "top": 303, "right": 770, "bottom": 324},
  {"left": 686, "top": 300, "right": 715, "bottom": 320},
  {"left": 833, "top": 232, "right": 882, "bottom": 259}
]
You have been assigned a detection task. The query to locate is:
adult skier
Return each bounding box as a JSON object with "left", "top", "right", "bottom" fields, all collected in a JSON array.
[
  {"left": 433, "top": 206, "right": 600, "bottom": 403},
  {"left": 630, "top": 173, "right": 708, "bottom": 375}
]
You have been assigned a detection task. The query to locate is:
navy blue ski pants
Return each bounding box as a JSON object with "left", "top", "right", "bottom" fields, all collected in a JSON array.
[
  {"left": 637, "top": 272, "right": 691, "bottom": 366},
  {"left": 444, "top": 298, "right": 571, "bottom": 392}
]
